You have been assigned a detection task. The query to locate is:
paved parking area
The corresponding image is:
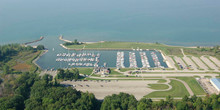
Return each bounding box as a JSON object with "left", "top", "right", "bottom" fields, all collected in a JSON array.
[
  {"left": 197, "top": 78, "right": 218, "bottom": 94},
  {"left": 61, "top": 80, "right": 159, "bottom": 100},
  {"left": 174, "top": 56, "right": 187, "bottom": 69},
  {"left": 183, "top": 56, "right": 197, "bottom": 70},
  {"left": 191, "top": 56, "right": 209, "bottom": 70},
  {"left": 200, "top": 56, "right": 218, "bottom": 70}
]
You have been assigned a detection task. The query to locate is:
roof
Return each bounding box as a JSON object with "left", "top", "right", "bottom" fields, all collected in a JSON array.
[{"left": 210, "top": 78, "right": 220, "bottom": 90}]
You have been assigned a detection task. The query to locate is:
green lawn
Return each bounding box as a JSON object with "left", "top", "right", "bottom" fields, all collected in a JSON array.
[
  {"left": 78, "top": 68, "right": 93, "bottom": 75},
  {"left": 157, "top": 79, "right": 167, "bottom": 83},
  {"left": 119, "top": 68, "right": 136, "bottom": 72},
  {"left": 204, "top": 76, "right": 212, "bottom": 78},
  {"left": 145, "top": 80, "right": 190, "bottom": 98},
  {"left": 148, "top": 84, "right": 169, "bottom": 90},
  {"left": 66, "top": 41, "right": 183, "bottom": 56},
  {"left": 109, "top": 69, "right": 123, "bottom": 75},
  {"left": 176, "top": 77, "right": 206, "bottom": 95}
]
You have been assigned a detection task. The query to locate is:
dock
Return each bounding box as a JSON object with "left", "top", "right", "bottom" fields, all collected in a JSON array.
[{"left": 59, "top": 35, "right": 72, "bottom": 43}]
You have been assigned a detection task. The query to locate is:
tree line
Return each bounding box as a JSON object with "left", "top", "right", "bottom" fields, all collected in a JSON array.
[
  {"left": 0, "top": 44, "right": 45, "bottom": 74},
  {"left": 63, "top": 39, "right": 83, "bottom": 46},
  {"left": 0, "top": 72, "right": 219, "bottom": 110},
  {"left": 57, "top": 68, "right": 80, "bottom": 80},
  {"left": 0, "top": 44, "right": 45, "bottom": 62}
]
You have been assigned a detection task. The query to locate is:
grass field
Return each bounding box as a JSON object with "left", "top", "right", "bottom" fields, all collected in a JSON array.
[
  {"left": 175, "top": 77, "right": 206, "bottom": 95},
  {"left": 66, "top": 41, "right": 183, "bottom": 56},
  {"left": 148, "top": 84, "right": 169, "bottom": 90},
  {"left": 119, "top": 68, "right": 136, "bottom": 72},
  {"left": 145, "top": 80, "right": 190, "bottom": 98},
  {"left": 6, "top": 51, "right": 41, "bottom": 72},
  {"left": 109, "top": 69, "right": 123, "bottom": 75},
  {"left": 78, "top": 68, "right": 93, "bottom": 75}
]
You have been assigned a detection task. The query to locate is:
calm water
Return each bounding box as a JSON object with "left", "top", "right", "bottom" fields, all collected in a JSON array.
[
  {"left": 33, "top": 36, "right": 167, "bottom": 69},
  {"left": 0, "top": 0, "right": 220, "bottom": 69},
  {"left": 0, "top": 0, "right": 220, "bottom": 46}
]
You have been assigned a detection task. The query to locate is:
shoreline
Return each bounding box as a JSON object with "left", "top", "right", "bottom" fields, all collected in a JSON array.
[
  {"left": 58, "top": 37, "right": 194, "bottom": 50},
  {"left": 60, "top": 43, "right": 158, "bottom": 51},
  {"left": 32, "top": 49, "right": 49, "bottom": 70},
  {"left": 57, "top": 36, "right": 217, "bottom": 50}
]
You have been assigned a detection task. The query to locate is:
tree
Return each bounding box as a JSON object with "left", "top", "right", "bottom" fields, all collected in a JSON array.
[
  {"left": 36, "top": 45, "right": 45, "bottom": 50},
  {"left": 74, "top": 39, "right": 79, "bottom": 45},
  {"left": 57, "top": 68, "right": 80, "bottom": 80},
  {"left": 137, "top": 98, "right": 152, "bottom": 110},
  {"left": 0, "top": 78, "right": 3, "bottom": 84},
  {"left": 3, "top": 65, "right": 10, "bottom": 74},
  {"left": 101, "top": 92, "right": 137, "bottom": 110}
]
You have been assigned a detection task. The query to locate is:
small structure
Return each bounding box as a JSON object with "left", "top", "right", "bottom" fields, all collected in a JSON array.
[
  {"left": 93, "top": 63, "right": 110, "bottom": 75},
  {"left": 93, "top": 67, "right": 110, "bottom": 75},
  {"left": 210, "top": 78, "right": 220, "bottom": 93}
]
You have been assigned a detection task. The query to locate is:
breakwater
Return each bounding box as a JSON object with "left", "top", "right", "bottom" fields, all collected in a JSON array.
[{"left": 24, "top": 36, "right": 44, "bottom": 45}]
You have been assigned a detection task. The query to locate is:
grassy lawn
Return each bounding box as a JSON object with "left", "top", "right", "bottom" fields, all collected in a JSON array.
[
  {"left": 109, "top": 69, "right": 123, "bottom": 75},
  {"left": 148, "top": 84, "right": 169, "bottom": 90},
  {"left": 176, "top": 77, "right": 206, "bottom": 95},
  {"left": 145, "top": 80, "right": 190, "bottom": 98},
  {"left": 119, "top": 68, "right": 136, "bottom": 72},
  {"left": 66, "top": 41, "right": 183, "bottom": 56},
  {"left": 157, "top": 79, "right": 167, "bottom": 83},
  {"left": 78, "top": 68, "right": 93, "bottom": 75},
  {"left": 204, "top": 76, "right": 212, "bottom": 78}
]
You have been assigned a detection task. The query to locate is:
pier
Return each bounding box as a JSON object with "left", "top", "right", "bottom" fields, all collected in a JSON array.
[
  {"left": 151, "top": 52, "right": 163, "bottom": 68},
  {"left": 23, "top": 36, "right": 44, "bottom": 45},
  {"left": 129, "top": 52, "right": 137, "bottom": 68},
  {"left": 140, "top": 52, "right": 150, "bottom": 68},
  {"left": 59, "top": 35, "right": 72, "bottom": 43},
  {"left": 116, "top": 52, "right": 125, "bottom": 69}
]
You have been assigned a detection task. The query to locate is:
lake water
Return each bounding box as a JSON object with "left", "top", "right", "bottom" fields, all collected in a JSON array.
[
  {"left": 0, "top": 0, "right": 220, "bottom": 46},
  {"left": 0, "top": 0, "right": 220, "bottom": 69}
]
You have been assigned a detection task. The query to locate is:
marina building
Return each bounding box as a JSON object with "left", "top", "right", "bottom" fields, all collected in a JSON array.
[{"left": 210, "top": 78, "right": 220, "bottom": 93}]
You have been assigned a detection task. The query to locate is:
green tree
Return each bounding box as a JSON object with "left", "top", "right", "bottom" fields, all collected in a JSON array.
[
  {"left": 36, "top": 45, "right": 45, "bottom": 50},
  {"left": 3, "top": 65, "right": 10, "bottom": 74},
  {"left": 137, "top": 98, "right": 152, "bottom": 110}
]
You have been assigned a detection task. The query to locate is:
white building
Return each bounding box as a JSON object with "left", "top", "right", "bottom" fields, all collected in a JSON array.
[{"left": 210, "top": 78, "right": 220, "bottom": 93}]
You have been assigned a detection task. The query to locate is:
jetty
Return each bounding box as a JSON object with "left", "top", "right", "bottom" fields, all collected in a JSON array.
[
  {"left": 59, "top": 35, "right": 72, "bottom": 43},
  {"left": 24, "top": 36, "right": 44, "bottom": 45}
]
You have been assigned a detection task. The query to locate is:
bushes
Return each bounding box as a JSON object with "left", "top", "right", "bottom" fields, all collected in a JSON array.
[{"left": 57, "top": 68, "right": 79, "bottom": 80}]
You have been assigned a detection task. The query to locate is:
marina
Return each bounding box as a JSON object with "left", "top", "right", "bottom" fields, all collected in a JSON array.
[
  {"left": 36, "top": 46, "right": 168, "bottom": 69},
  {"left": 56, "top": 52, "right": 100, "bottom": 67}
]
